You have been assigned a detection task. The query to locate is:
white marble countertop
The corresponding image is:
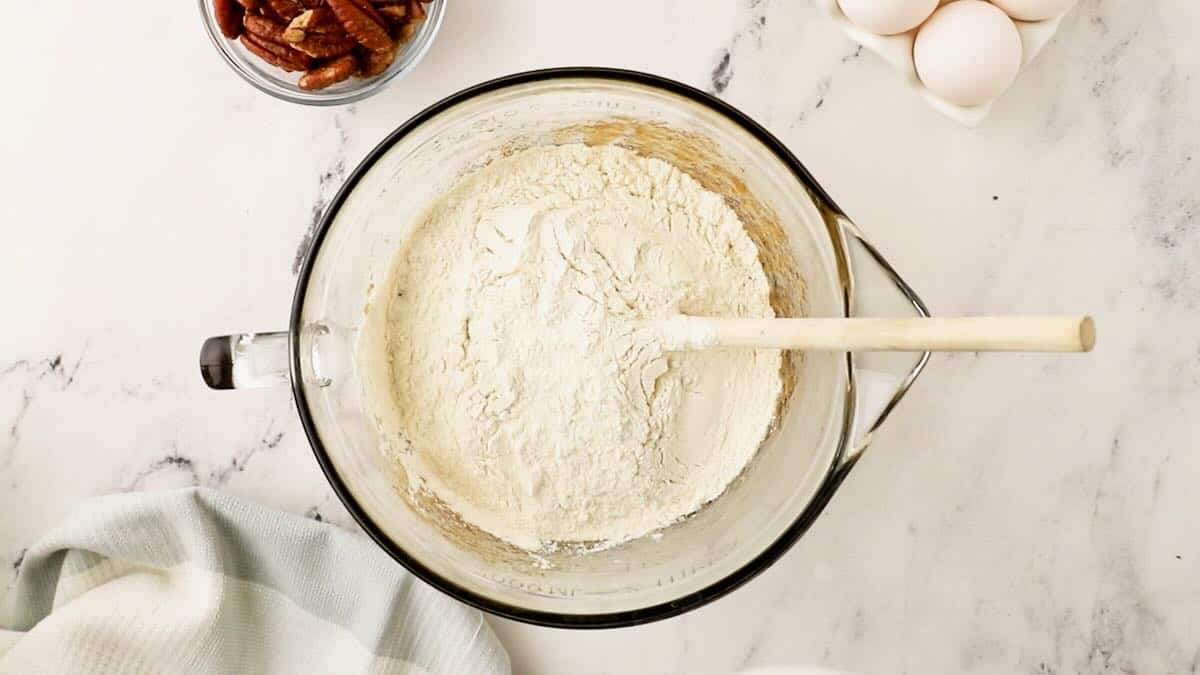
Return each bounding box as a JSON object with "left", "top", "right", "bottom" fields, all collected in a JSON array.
[{"left": 4, "top": 1, "right": 1198, "bottom": 673}]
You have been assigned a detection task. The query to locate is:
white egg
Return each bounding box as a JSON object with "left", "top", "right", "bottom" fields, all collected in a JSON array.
[
  {"left": 914, "top": 0, "right": 1023, "bottom": 107},
  {"left": 837, "top": 0, "right": 939, "bottom": 35},
  {"left": 990, "top": 0, "right": 1077, "bottom": 22}
]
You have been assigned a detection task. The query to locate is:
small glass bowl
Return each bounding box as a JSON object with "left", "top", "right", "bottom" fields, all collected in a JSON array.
[{"left": 198, "top": 0, "right": 446, "bottom": 106}]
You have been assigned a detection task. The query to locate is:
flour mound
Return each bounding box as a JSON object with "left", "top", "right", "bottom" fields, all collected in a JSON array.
[{"left": 377, "top": 144, "right": 782, "bottom": 551}]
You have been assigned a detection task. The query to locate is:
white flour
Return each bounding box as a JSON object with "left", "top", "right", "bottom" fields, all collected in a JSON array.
[{"left": 371, "top": 144, "right": 782, "bottom": 551}]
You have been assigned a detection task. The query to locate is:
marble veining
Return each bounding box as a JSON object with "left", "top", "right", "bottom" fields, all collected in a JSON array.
[
  {"left": 293, "top": 108, "right": 355, "bottom": 274},
  {"left": 3, "top": 1, "right": 1199, "bottom": 673},
  {"left": 2, "top": 350, "right": 85, "bottom": 469},
  {"left": 708, "top": 0, "right": 769, "bottom": 95},
  {"left": 789, "top": 44, "right": 864, "bottom": 128},
  {"left": 118, "top": 421, "right": 286, "bottom": 493}
]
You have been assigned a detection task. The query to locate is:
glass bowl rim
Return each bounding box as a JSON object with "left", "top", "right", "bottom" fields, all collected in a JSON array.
[
  {"left": 197, "top": 0, "right": 446, "bottom": 106},
  {"left": 289, "top": 67, "right": 861, "bottom": 628}
]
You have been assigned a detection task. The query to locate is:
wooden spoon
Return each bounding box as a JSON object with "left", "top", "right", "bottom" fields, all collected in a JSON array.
[{"left": 646, "top": 315, "right": 1096, "bottom": 353}]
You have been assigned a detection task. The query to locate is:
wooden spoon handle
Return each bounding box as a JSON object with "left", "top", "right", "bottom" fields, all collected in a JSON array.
[{"left": 655, "top": 316, "right": 1096, "bottom": 353}]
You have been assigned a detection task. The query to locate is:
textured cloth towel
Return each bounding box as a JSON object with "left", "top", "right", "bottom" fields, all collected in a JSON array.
[{"left": 0, "top": 488, "right": 510, "bottom": 674}]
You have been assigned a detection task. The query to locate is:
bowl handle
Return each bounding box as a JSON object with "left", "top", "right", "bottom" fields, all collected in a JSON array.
[
  {"left": 199, "top": 332, "right": 290, "bottom": 390},
  {"left": 837, "top": 216, "right": 932, "bottom": 467}
]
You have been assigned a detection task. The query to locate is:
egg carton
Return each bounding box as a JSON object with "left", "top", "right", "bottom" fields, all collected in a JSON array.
[{"left": 816, "top": 0, "right": 1067, "bottom": 126}]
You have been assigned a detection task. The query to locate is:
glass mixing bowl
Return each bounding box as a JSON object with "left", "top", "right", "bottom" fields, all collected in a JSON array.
[{"left": 199, "top": 68, "right": 930, "bottom": 627}]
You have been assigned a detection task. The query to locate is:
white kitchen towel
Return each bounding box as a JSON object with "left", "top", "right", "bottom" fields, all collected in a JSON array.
[{"left": 0, "top": 488, "right": 510, "bottom": 675}]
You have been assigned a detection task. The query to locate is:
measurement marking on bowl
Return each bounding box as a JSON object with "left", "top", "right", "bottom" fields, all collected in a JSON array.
[{"left": 484, "top": 575, "right": 580, "bottom": 598}]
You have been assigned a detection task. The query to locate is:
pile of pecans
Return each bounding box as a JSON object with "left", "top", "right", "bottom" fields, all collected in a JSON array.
[{"left": 213, "top": 0, "right": 431, "bottom": 91}]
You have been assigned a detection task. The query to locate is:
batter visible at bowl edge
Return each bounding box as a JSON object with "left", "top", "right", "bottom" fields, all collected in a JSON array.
[{"left": 366, "top": 144, "right": 782, "bottom": 552}]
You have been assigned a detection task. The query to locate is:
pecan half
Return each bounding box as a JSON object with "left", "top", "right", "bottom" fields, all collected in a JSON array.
[
  {"left": 299, "top": 54, "right": 359, "bottom": 90},
  {"left": 255, "top": 2, "right": 281, "bottom": 20},
  {"left": 266, "top": 0, "right": 303, "bottom": 20},
  {"left": 239, "top": 33, "right": 311, "bottom": 71},
  {"left": 328, "top": 0, "right": 393, "bottom": 52},
  {"left": 284, "top": 8, "right": 341, "bottom": 41},
  {"left": 234, "top": 0, "right": 259, "bottom": 9},
  {"left": 351, "top": 0, "right": 390, "bottom": 28},
  {"left": 214, "top": 0, "right": 244, "bottom": 39},
  {"left": 361, "top": 44, "right": 396, "bottom": 76},
  {"left": 396, "top": 20, "right": 417, "bottom": 43},
  {"left": 406, "top": 0, "right": 426, "bottom": 22},
  {"left": 243, "top": 13, "right": 289, "bottom": 43},
  {"left": 376, "top": 4, "right": 406, "bottom": 25},
  {"left": 282, "top": 26, "right": 306, "bottom": 43},
  {"left": 293, "top": 32, "right": 358, "bottom": 57}
]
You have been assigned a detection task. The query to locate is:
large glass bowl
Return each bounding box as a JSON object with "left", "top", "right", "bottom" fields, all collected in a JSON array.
[{"left": 200, "top": 68, "right": 929, "bottom": 627}]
